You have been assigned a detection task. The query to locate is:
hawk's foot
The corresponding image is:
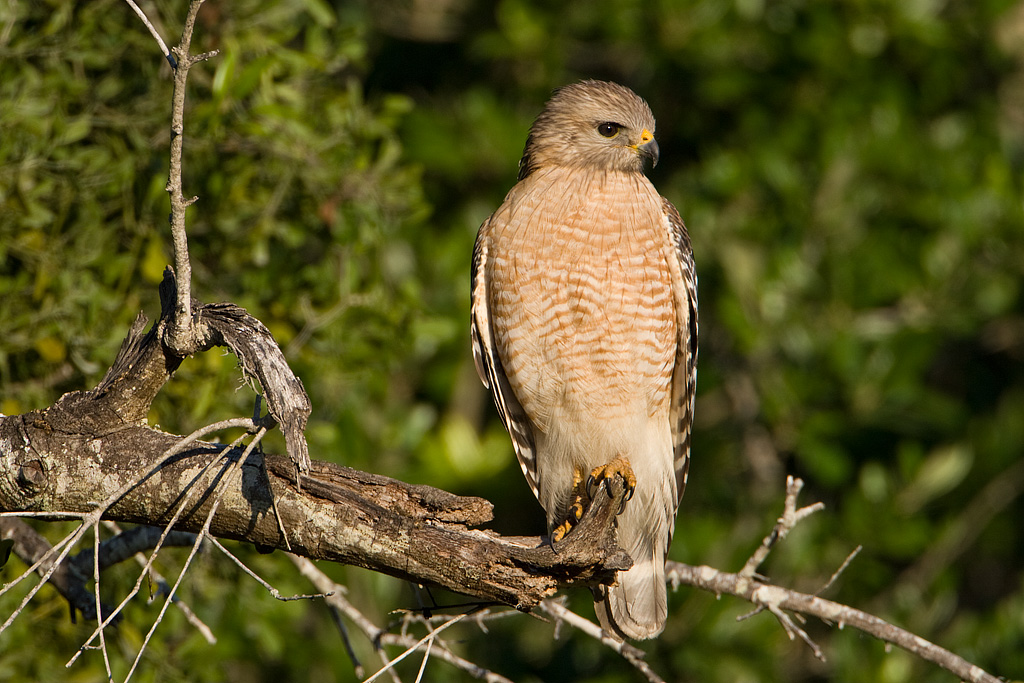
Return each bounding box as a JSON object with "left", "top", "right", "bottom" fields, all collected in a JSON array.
[
  {"left": 587, "top": 455, "right": 636, "bottom": 513},
  {"left": 551, "top": 498, "right": 586, "bottom": 542},
  {"left": 552, "top": 467, "right": 588, "bottom": 542}
]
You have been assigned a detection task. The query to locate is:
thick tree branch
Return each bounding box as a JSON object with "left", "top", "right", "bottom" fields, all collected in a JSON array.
[{"left": 0, "top": 414, "right": 629, "bottom": 611}]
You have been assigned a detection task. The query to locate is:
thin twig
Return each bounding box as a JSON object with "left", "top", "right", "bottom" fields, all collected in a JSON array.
[
  {"left": 207, "top": 537, "right": 324, "bottom": 601},
  {"left": 325, "top": 599, "right": 365, "bottom": 678},
  {"left": 739, "top": 475, "right": 824, "bottom": 580},
  {"left": 765, "top": 602, "right": 826, "bottom": 660},
  {"left": 92, "top": 520, "right": 112, "bottom": 680},
  {"left": 363, "top": 613, "right": 469, "bottom": 683},
  {"left": 539, "top": 598, "right": 665, "bottom": 683},
  {"left": 101, "top": 521, "right": 216, "bottom": 644},
  {"left": 122, "top": 0, "right": 174, "bottom": 66},
  {"left": 0, "top": 512, "right": 87, "bottom": 519},
  {"left": 817, "top": 545, "right": 862, "bottom": 597},
  {"left": 253, "top": 396, "right": 292, "bottom": 552},
  {"left": 123, "top": 427, "right": 268, "bottom": 682},
  {"left": 412, "top": 629, "right": 435, "bottom": 683}
]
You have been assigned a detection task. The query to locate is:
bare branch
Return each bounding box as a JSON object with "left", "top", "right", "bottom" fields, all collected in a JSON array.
[
  {"left": 102, "top": 521, "right": 216, "bottom": 645},
  {"left": 90, "top": 520, "right": 112, "bottom": 679},
  {"left": 666, "top": 561, "right": 1000, "bottom": 682},
  {"left": 364, "top": 613, "right": 469, "bottom": 683},
  {"left": 666, "top": 476, "right": 1000, "bottom": 682},
  {"left": 290, "top": 555, "right": 514, "bottom": 683},
  {"left": 739, "top": 475, "right": 824, "bottom": 579},
  {"left": 816, "top": 545, "right": 862, "bottom": 597},
  {"left": 123, "top": 0, "right": 174, "bottom": 66},
  {"left": 539, "top": 599, "right": 665, "bottom": 683},
  {"left": 764, "top": 601, "right": 825, "bottom": 661},
  {"left": 207, "top": 537, "right": 324, "bottom": 601},
  {"left": 164, "top": 0, "right": 211, "bottom": 356}
]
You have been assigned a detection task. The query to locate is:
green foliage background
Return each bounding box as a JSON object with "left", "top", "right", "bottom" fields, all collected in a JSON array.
[{"left": 2, "top": 0, "right": 1023, "bottom": 681}]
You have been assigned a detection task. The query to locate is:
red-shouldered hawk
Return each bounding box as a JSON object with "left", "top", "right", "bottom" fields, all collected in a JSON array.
[{"left": 471, "top": 80, "right": 697, "bottom": 640}]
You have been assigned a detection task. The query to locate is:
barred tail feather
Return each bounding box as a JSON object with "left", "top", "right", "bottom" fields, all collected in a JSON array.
[{"left": 593, "top": 546, "right": 667, "bottom": 641}]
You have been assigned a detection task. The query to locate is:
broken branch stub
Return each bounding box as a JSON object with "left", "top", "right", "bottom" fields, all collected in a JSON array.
[
  {"left": 36, "top": 268, "right": 312, "bottom": 488},
  {"left": 153, "top": 268, "right": 312, "bottom": 476},
  {"left": 197, "top": 301, "right": 311, "bottom": 476}
]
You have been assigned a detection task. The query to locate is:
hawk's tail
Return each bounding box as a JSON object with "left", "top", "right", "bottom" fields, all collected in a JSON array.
[{"left": 592, "top": 543, "right": 667, "bottom": 641}]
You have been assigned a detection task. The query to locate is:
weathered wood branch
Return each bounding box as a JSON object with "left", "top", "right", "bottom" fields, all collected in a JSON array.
[
  {"left": 665, "top": 561, "right": 1001, "bottom": 683},
  {"left": 48, "top": 267, "right": 310, "bottom": 476},
  {"left": 198, "top": 300, "right": 310, "bottom": 477},
  {"left": 0, "top": 412, "right": 629, "bottom": 610}
]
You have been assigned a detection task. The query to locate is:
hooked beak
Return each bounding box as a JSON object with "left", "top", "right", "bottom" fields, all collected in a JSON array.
[{"left": 636, "top": 128, "right": 660, "bottom": 168}]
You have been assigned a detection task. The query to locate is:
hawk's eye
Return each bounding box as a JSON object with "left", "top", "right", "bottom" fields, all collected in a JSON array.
[{"left": 597, "top": 122, "right": 621, "bottom": 138}]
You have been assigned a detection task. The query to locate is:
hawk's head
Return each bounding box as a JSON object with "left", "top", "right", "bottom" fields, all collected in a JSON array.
[{"left": 518, "top": 80, "right": 659, "bottom": 180}]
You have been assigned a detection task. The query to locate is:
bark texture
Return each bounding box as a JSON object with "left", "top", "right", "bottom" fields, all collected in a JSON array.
[{"left": 0, "top": 415, "right": 629, "bottom": 608}]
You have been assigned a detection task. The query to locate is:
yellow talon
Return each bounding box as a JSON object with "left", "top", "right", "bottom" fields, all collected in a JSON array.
[
  {"left": 552, "top": 468, "right": 588, "bottom": 542},
  {"left": 587, "top": 455, "right": 637, "bottom": 509},
  {"left": 552, "top": 518, "right": 573, "bottom": 543},
  {"left": 552, "top": 457, "right": 637, "bottom": 542}
]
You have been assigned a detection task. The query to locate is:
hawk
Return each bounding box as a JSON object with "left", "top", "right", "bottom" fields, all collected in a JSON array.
[{"left": 471, "top": 80, "right": 697, "bottom": 640}]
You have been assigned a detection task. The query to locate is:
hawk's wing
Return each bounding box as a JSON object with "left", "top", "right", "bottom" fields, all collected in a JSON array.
[
  {"left": 471, "top": 219, "right": 540, "bottom": 499},
  {"left": 663, "top": 197, "right": 698, "bottom": 509}
]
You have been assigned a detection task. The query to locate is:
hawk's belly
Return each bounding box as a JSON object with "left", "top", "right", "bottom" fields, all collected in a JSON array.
[{"left": 490, "top": 189, "right": 677, "bottom": 442}]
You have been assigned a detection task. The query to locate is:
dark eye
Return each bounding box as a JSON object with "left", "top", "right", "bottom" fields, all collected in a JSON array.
[{"left": 597, "top": 122, "right": 621, "bottom": 138}]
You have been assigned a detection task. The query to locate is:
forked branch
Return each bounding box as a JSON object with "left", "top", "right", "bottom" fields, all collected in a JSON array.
[{"left": 665, "top": 478, "right": 1001, "bottom": 683}]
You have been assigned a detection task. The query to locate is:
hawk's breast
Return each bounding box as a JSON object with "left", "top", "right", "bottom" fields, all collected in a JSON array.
[{"left": 488, "top": 167, "right": 677, "bottom": 433}]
